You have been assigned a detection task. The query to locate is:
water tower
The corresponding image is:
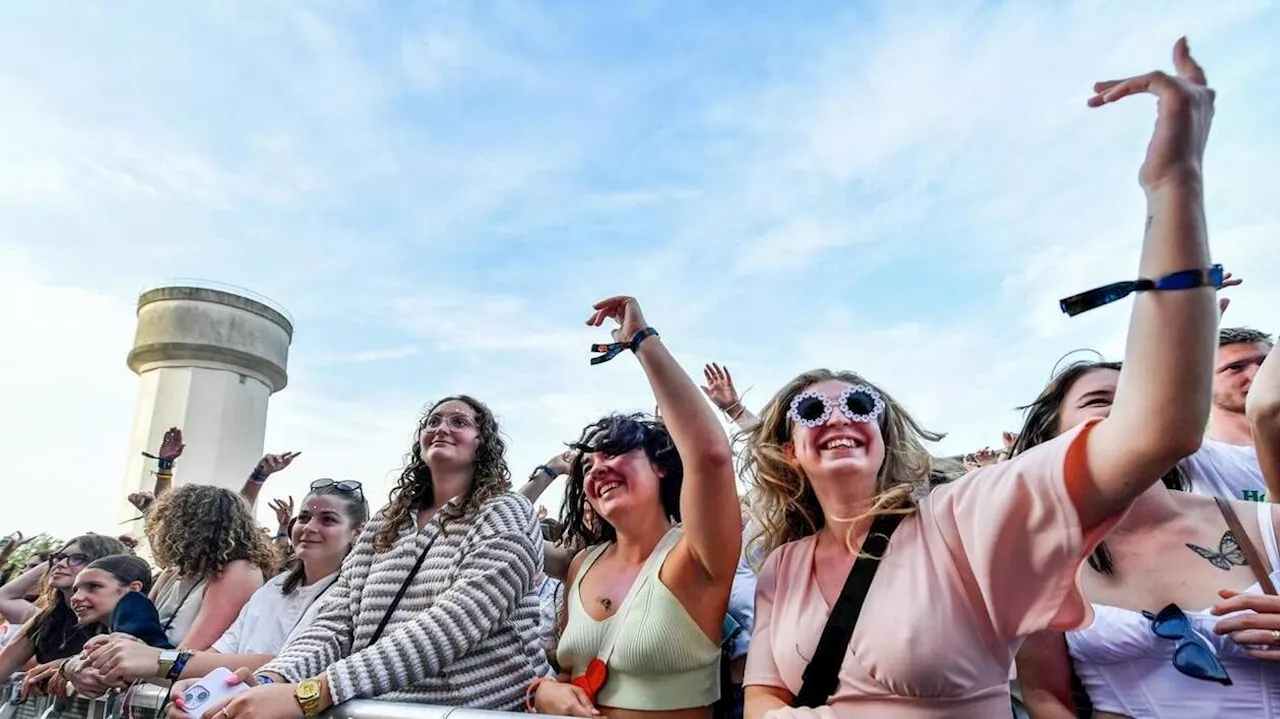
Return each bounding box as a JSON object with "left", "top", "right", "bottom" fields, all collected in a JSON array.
[{"left": 120, "top": 283, "right": 292, "bottom": 520}]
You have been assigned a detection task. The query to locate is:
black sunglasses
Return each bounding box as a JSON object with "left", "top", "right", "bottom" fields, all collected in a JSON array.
[
  {"left": 310, "top": 479, "right": 364, "bottom": 501},
  {"left": 1059, "top": 265, "right": 1223, "bottom": 317},
  {"left": 1142, "top": 603, "right": 1232, "bottom": 686}
]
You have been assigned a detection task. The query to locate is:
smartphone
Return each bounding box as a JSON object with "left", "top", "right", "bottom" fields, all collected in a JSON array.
[{"left": 181, "top": 668, "right": 250, "bottom": 719}]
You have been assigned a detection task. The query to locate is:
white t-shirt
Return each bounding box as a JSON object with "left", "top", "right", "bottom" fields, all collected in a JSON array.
[
  {"left": 212, "top": 570, "right": 339, "bottom": 656},
  {"left": 1181, "top": 439, "right": 1266, "bottom": 502}
]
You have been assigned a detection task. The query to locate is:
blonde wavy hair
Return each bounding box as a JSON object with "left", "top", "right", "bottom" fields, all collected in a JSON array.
[
  {"left": 742, "top": 369, "right": 943, "bottom": 562},
  {"left": 145, "top": 484, "right": 278, "bottom": 579}
]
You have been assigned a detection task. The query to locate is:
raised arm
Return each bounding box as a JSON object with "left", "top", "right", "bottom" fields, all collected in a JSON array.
[
  {"left": 1246, "top": 342, "right": 1280, "bottom": 499},
  {"left": 701, "top": 363, "right": 762, "bottom": 433},
  {"left": 518, "top": 451, "right": 573, "bottom": 503},
  {"left": 0, "top": 563, "right": 46, "bottom": 623},
  {"left": 239, "top": 451, "right": 300, "bottom": 506},
  {"left": 588, "top": 297, "right": 740, "bottom": 581},
  {"left": 1074, "top": 39, "right": 1220, "bottom": 531}
]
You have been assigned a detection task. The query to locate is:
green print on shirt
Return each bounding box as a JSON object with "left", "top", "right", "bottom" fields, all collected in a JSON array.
[{"left": 1242, "top": 490, "right": 1267, "bottom": 502}]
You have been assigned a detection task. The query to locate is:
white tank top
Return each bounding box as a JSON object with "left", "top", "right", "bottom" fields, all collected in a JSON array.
[{"left": 1067, "top": 501, "right": 1280, "bottom": 718}]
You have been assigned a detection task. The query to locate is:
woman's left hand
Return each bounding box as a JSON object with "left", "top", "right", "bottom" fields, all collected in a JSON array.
[
  {"left": 198, "top": 674, "right": 303, "bottom": 719},
  {"left": 20, "top": 661, "right": 63, "bottom": 700},
  {"left": 587, "top": 296, "right": 650, "bottom": 345},
  {"left": 1211, "top": 589, "right": 1280, "bottom": 659}
]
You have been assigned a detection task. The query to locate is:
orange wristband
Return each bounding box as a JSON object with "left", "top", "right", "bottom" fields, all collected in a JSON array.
[{"left": 525, "top": 677, "right": 552, "bottom": 713}]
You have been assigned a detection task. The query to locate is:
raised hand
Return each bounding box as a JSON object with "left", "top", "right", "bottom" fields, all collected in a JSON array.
[
  {"left": 700, "top": 362, "right": 741, "bottom": 412},
  {"left": 256, "top": 451, "right": 301, "bottom": 478},
  {"left": 128, "top": 491, "right": 156, "bottom": 513},
  {"left": 158, "top": 427, "right": 185, "bottom": 462},
  {"left": 545, "top": 449, "right": 575, "bottom": 478},
  {"left": 1089, "top": 37, "right": 1214, "bottom": 191},
  {"left": 268, "top": 496, "right": 295, "bottom": 530},
  {"left": 1218, "top": 272, "right": 1242, "bottom": 317},
  {"left": 587, "top": 296, "right": 649, "bottom": 344}
]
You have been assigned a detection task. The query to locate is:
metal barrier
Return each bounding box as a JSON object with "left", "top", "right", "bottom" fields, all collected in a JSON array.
[{"left": 1, "top": 675, "right": 574, "bottom": 719}]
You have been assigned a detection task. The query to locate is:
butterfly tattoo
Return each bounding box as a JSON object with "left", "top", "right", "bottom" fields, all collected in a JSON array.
[{"left": 1186, "top": 530, "right": 1249, "bottom": 571}]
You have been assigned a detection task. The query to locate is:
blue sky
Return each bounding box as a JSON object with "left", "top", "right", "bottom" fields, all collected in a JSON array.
[{"left": 2, "top": 1, "right": 1278, "bottom": 537}]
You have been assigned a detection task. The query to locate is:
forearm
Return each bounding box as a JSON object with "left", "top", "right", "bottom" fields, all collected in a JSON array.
[
  {"left": 239, "top": 476, "right": 266, "bottom": 505},
  {"left": 152, "top": 465, "right": 174, "bottom": 498},
  {"left": 517, "top": 473, "right": 556, "bottom": 503},
  {"left": 1115, "top": 181, "right": 1215, "bottom": 442},
  {"left": 731, "top": 406, "right": 762, "bottom": 433},
  {"left": 1252, "top": 413, "right": 1280, "bottom": 501},
  {"left": 1091, "top": 179, "right": 1216, "bottom": 517},
  {"left": 635, "top": 338, "right": 732, "bottom": 472},
  {"left": 178, "top": 651, "right": 274, "bottom": 680},
  {"left": 0, "top": 565, "right": 46, "bottom": 622}
]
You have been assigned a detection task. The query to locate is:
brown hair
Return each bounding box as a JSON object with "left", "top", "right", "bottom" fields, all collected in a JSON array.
[
  {"left": 373, "top": 396, "right": 511, "bottom": 552},
  {"left": 26, "top": 534, "right": 127, "bottom": 650},
  {"left": 145, "top": 485, "right": 278, "bottom": 579},
  {"left": 742, "top": 369, "right": 943, "bottom": 562}
]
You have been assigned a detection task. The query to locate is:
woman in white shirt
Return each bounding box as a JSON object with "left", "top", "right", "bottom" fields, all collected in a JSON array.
[{"left": 84, "top": 480, "right": 368, "bottom": 684}]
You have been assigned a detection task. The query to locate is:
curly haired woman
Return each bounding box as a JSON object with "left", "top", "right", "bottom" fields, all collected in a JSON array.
[
  {"left": 147, "top": 485, "right": 276, "bottom": 649},
  {"left": 204, "top": 396, "right": 547, "bottom": 719},
  {"left": 742, "top": 40, "right": 1222, "bottom": 718}
]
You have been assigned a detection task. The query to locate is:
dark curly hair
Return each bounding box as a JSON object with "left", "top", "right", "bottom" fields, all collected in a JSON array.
[
  {"left": 27, "top": 534, "right": 128, "bottom": 652},
  {"left": 373, "top": 396, "right": 512, "bottom": 552},
  {"left": 559, "top": 413, "right": 683, "bottom": 550},
  {"left": 145, "top": 485, "right": 278, "bottom": 580},
  {"left": 1011, "top": 358, "right": 1184, "bottom": 575}
]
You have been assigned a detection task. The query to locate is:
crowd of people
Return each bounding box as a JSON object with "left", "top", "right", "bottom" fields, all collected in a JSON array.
[{"left": 2, "top": 39, "right": 1279, "bottom": 719}]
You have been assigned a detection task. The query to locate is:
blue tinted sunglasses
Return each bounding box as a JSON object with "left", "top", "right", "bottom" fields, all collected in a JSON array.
[
  {"left": 1060, "top": 265, "right": 1223, "bottom": 317},
  {"left": 1143, "top": 603, "right": 1231, "bottom": 686}
]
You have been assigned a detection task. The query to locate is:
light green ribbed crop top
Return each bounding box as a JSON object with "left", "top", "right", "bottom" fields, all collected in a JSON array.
[{"left": 556, "top": 527, "right": 722, "bottom": 711}]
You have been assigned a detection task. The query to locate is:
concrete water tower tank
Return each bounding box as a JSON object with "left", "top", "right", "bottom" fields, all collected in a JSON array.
[{"left": 120, "top": 282, "right": 292, "bottom": 519}]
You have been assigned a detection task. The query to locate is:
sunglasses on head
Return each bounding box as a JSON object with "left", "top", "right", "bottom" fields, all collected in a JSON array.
[
  {"left": 1059, "top": 265, "right": 1223, "bottom": 317},
  {"left": 788, "top": 384, "right": 886, "bottom": 429},
  {"left": 52, "top": 553, "right": 89, "bottom": 568},
  {"left": 1143, "top": 603, "right": 1232, "bottom": 686},
  {"left": 310, "top": 479, "right": 364, "bottom": 500}
]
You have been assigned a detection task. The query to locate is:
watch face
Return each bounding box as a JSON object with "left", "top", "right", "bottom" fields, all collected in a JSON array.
[{"left": 297, "top": 681, "right": 321, "bottom": 700}]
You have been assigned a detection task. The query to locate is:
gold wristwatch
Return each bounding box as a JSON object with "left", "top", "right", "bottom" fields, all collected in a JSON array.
[
  {"left": 295, "top": 678, "right": 324, "bottom": 717},
  {"left": 156, "top": 650, "right": 179, "bottom": 680}
]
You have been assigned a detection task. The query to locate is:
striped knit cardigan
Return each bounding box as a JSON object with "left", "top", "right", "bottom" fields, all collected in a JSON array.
[{"left": 260, "top": 491, "right": 551, "bottom": 709}]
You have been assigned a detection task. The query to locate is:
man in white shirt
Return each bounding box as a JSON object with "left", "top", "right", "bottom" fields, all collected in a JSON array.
[{"left": 1186, "top": 327, "right": 1274, "bottom": 501}]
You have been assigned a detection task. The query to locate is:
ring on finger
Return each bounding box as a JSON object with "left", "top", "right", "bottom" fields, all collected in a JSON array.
[{"left": 1271, "top": 629, "right": 1280, "bottom": 645}]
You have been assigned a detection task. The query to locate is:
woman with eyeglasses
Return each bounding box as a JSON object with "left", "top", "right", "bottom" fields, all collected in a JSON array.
[
  {"left": 742, "top": 41, "right": 1222, "bottom": 718},
  {"left": 531, "top": 296, "right": 741, "bottom": 719},
  {"left": 178, "top": 395, "right": 548, "bottom": 719},
  {"left": 84, "top": 480, "right": 368, "bottom": 686},
  {"left": 1010, "top": 357, "right": 1280, "bottom": 718},
  {"left": 146, "top": 484, "right": 278, "bottom": 649},
  {"left": 0, "top": 535, "right": 127, "bottom": 685}
]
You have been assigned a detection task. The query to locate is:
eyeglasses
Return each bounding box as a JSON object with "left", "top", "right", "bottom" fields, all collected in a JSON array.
[
  {"left": 51, "top": 553, "right": 89, "bottom": 568},
  {"left": 1059, "top": 265, "right": 1224, "bottom": 317},
  {"left": 788, "top": 385, "right": 886, "bottom": 429},
  {"left": 1142, "top": 603, "right": 1232, "bottom": 686},
  {"left": 310, "top": 479, "right": 364, "bottom": 501}
]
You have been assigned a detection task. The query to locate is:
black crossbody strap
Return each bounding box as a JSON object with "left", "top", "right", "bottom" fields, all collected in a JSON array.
[
  {"left": 794, "top": 512, "right": 904, "bottom": 708},
  {"left": 370, "top": 532, "right": 438, "bottom": 644}
]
